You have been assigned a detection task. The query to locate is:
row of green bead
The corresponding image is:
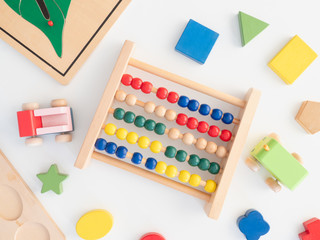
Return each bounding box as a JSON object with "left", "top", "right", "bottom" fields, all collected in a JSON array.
[
  {"left": 113, "top": 108, "right": 166, "bottom": 135},
  {"left": 164, "top": 146, "right": 220, "bottom": 174}
]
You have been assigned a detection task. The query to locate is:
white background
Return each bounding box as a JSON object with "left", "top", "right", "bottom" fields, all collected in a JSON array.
[{"left": 1, "top": 0, "right": 320, "bottom": 239}]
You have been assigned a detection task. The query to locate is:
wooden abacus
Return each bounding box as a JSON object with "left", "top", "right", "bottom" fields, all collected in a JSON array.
[{"left": 75, "top": 40, "right": 261, "bottom": 219}]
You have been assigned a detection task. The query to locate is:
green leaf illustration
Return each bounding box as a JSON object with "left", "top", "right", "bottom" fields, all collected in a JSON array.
[{"left": 4, "top": 0, "right": 72, "bottom": 57}]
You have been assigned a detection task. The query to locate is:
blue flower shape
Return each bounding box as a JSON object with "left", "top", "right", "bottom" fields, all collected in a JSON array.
[{"left": 237, "top": 209, "right": 270, "bottom": 240}]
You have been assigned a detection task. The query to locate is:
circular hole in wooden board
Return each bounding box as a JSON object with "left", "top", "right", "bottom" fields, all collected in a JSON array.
[
  {"left": 15, "top": 222, "right": 50, "bottom": 240},
  {"left": 0, "top": 185, "right": 23, "bottom": 221}
]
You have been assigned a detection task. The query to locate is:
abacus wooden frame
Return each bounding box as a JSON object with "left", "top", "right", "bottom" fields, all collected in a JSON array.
[{"left": 75, "top": 40, "right": 261, "bottom": 219}]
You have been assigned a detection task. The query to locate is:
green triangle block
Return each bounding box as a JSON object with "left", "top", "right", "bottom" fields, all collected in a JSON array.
[{"left": 239, "top": 11, "right": 269, "bottom": 46}]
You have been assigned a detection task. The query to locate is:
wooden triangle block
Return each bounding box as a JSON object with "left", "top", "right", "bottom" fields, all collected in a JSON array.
[
  {"left": 296, "top": 101, "right": 320, "bottom": 134},
  {"left": 239, "top": 11, "right": 269, "bottom": 46}
]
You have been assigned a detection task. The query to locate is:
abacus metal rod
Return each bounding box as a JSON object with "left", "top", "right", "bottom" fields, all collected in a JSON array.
[{"left": 128, "top": 58, "right": 246, "bottom": 108}]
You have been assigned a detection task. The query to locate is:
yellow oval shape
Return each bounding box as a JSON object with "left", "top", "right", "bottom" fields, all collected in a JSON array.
[{"left": 76, "top": 209, "right": 113, "bottom": 240}]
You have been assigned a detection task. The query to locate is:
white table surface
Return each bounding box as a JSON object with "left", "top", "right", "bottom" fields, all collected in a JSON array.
[{"left": 1, "top": 0, "right": 320, "bottom": 239}]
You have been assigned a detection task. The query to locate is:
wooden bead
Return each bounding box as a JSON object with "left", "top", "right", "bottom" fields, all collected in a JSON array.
[
  {"left": 205, "top": 141, "right": 217, "bottom": 154},
  {"left": 144, "top": 101, "right": 156, "bottom": 113},
  {"left": 168, "top": 128, "right": 180, "bottom": 140},
  {"left": 115, "top": 90, "right": 126, "bottom": 102},
  {"left": 195, "top": 137, "right": 207, "bottom": 150},
  {"left": 182, "top": 133, "right": 195, "bottom": 145},
  {"left": 216, "top": 145, "right": 227, "bottom": 158},
  {"left": 165, "top": 109, "right": 177, "bottom": 121},
  {"left": 125, "top": 94, "right": 137, "bottom": 106},
  {"left": 155, "top": 105, "right": 166, "bottom": 118}
]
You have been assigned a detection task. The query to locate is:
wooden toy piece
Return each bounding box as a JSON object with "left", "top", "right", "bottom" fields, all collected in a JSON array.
[
  {"left": 17, "top": 99, "right": 74, "bottom": 146},
  {"left": 238, "top": 11, "right": 269, "bottom": 46},
  {"left": 76, "top": 209, "right": 113, "bottom": 240},
  {"left": 75, "top": 40, "right": 261, "bottom": 220},
  {"left": 295, "top": 101, "right": 320, "bottom": 134},
  {"left": 0, "top": 0, "right": 131, "bottom": 85},
  {"left": 140, "top": 232, "right": 166, "bottom": 240},
  {"left": 175, "top": 19, "right": 219, "bottom": 64},
  {"left": 247, "top": 133, "right": 308, "bottom": 192},
  {"left": 37, "top": 164, "right": 68, "bottom": 194},
  {"left": 237, "top": 209, "right": 270, "bottom": 240},
  {"left": 268, "top": 35, "right": 317, "bottom": 84},
  {"left": 0, "top": 150, "right": 65, "bottom": 239},
  {"left": 299, "top": 218, "right": 320, "bottom": 240}
]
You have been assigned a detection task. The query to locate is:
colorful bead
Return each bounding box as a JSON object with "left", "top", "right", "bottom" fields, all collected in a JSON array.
[
  {"left": 126, "top": 132, "right": 139, "bottom": 144},
  {"left": 211, "top": 109, "right": 223, "bottom": 120},
  {"left": 189, "top": 174, "right": 201, "bottom": 187},
  {"left": 131, "top": 152, "right": 143, "bottom": 164},
  {"left": 216, "top": 146, "right": 227, "bottom": 158},
  {"left": 144, "top": 119, "right": 156, "bottom": 131},
  {"left": 144, "top": 101, "right": 156, "bottom": 113},
  {"left": 220, "top": 130, "right": 232, "bottom": 142},
  {"left": 116, "top": 128, "right": 128, "bottom": 140},
  {"left": 95, "top": 138, "right": 107, "bottom": 151},
  {"left": 155, "top": 106, "right": 166, "bottom": 117},
  {"left": 150, "top": 141, "right": 162, "bottom": 153},
  {"left": 197, "top": 121, "right": 209, "bottom": 133},
  {"left": 156, "top": 87, "right": 168, "bottom": 99},
  {"left": 167, "top": 92, "right": 179, "bottom": 103},
  {"left": 105, "top": 142, "right": 117, "bottom": 154},
  {"left": 195, "top": 138, "right": 207, "bottom": 150},
  {"left": 154, "top": 123, "right": 166, "bottom": 135},
  {"left": 187, "top": 117, "right": 198, "bottom": 129},
  {"left": 134, "top": 116, "right": 146, "bottom": 128},
  {"left": 199, "top": 104, "right": 211, "bottom": 115},
  {"left": 208, "top": 162, "right": 220, "bottom": 174},
  {"left": 168, "top": 128, "right": 180, "bottom": 140},
  {"left": 141, "top": 81, "right": 153, "bottom": 93},
  {"left": 155, "top": 161, "right": 167, "bottom": 174},
  {"left": 104, "top": 123, "right": 117, "bottom": 135},
  {"left": 222, "top": 113, "right": 234, "bottom": 124},
  {"left": 208, "top": 125, "right": 220, "bottom": 137},
  {"left": 121, "top": 74, "right": 132, "bottom": 86},
  {"left": 165, "top": 165, "right": 178, "bottom": 178},
  {"left": 164, "top": 109, "right": 177, "bottom": 121},
  {"left": 204, "top": 180, "right": 217, "bottom": 193},
  {"left": 175, "top": 150, "right": 187, "bottom": 162},
  {"left": 113, "top": 108, "right": 125, "bottom": 120},
  {"left": 138, "top": 136, "right": 150, "bottom": 149},
  {"left": 123, "top": 111, "right": 135, "bottom": 124},
  {"left": 115, "top": 146, "right": 128, "bottom": 159},
  {"left": 115, "top": 90, "right": 126, "bottom": 102},
  {"left": 187, "top": 99, "right": 199, "bottom": 111},
  {"left": 182, "top": 133, "right": 194, "bottom": 145},
  {"left": 179, "top": 170, "right": 191, "bottom": 183},
  {"left": 145, "top": 158, "right": 157, "bottom": 170},
  {"left": 177, "top": 96, "right": 189, "bottom": 108},
  {"left": 125, "top": 94, "right": 137, "bottom": 106},
  {"left": 131, "top": 78, "right": 143, "bottom": 89},
  {"left": 176, "top": 113, "right": 188, "bottom": 126},
  {"left": 188, "top": 154, "right": 200, "bottom": 166},
  {"left": 48, "top": 20, "right": 54, "bottom": 26},
  {"left": 205, "top": 141, "right": 217, "bottom": 154},
  {"left": 198, "top": 158, "right": 210, "bottom": 171},
  {"left": 165, "top": 146, "right": 177, "bottom": 158}
]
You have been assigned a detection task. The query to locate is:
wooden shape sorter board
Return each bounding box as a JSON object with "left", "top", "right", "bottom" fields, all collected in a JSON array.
[
  {"left": 75, "top": 40, "right": 261, "bottom": 219},
  {"left": 0, "top": 150, "right": 65, "bottom": 240},
  {"left": 0, "top": 0, "right": 131, "bottom": 85}
]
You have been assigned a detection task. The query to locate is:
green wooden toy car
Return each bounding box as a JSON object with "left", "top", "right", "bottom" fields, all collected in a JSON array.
[{"left": 246, "top": 133, "right": 308, "bottom": 192}]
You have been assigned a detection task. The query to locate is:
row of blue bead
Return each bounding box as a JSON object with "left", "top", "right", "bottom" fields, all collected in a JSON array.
[
  {"left": 177, "top": 96, "right": 234, "bottom": 124},
  {"left": 95, "top": 138, "right": 157, "bottom": 170}
]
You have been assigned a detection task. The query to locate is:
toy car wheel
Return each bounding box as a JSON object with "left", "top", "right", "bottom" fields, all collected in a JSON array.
[
  {"left": 51, "top": 99, "right": 68, "bottom": 107},
  {"left": 269, "top": 133, "right": 280, "bottom": 142},
  {"left": 22, "top": 102, "right": 40, "bottom": 111},
  {"left": 55, "top": 133, "right": 72, "bottom": 143},
  {"left": 245, "top": 157, "right": 260, "bottom": 172},
  {"left": 25, "top": 137, "right": 43, "bottom": 146},
  {"left": 292, "top": 152, "right": 303, "bottom": 164},
  {"left": 265, "top": 177, "right": 282, "bottom": 192}
]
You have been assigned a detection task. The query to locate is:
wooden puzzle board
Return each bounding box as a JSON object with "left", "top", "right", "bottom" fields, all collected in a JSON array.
[
  {"left": 0, "top": 150, "right": 65, "bottom": 240},
  {"left": 0, "top": 0, "right": 131, "bottom": 85}
]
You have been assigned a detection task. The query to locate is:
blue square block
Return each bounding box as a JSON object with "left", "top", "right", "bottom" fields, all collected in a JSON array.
[{"left": 175, "top": 19, "right": 219, "bottom": 64}]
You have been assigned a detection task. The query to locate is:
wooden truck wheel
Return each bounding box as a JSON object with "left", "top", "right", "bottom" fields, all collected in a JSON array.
[
  {"left": 25, "top": 137, "right": 43, "bottom": 146},
  {"left": 22, "top": 102, "right": 40, "bottom": 111},
  {"left": 55, "top": 133, "right": 72, "bottom": 143},
  {"left": 265, "top": 177, "right": 281, "bottom": 192},
  {"left": 292, "top": 153, "right": 303, "bottom": 164},
  {"left": 51, "top": 99, "right": 68, "bottom": 107},
  {"left": 245, "top": 157, "right": 260, "bottom": 172},
  {"left": 269, "top": 133, "right": 280, "bottom": 142}
]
